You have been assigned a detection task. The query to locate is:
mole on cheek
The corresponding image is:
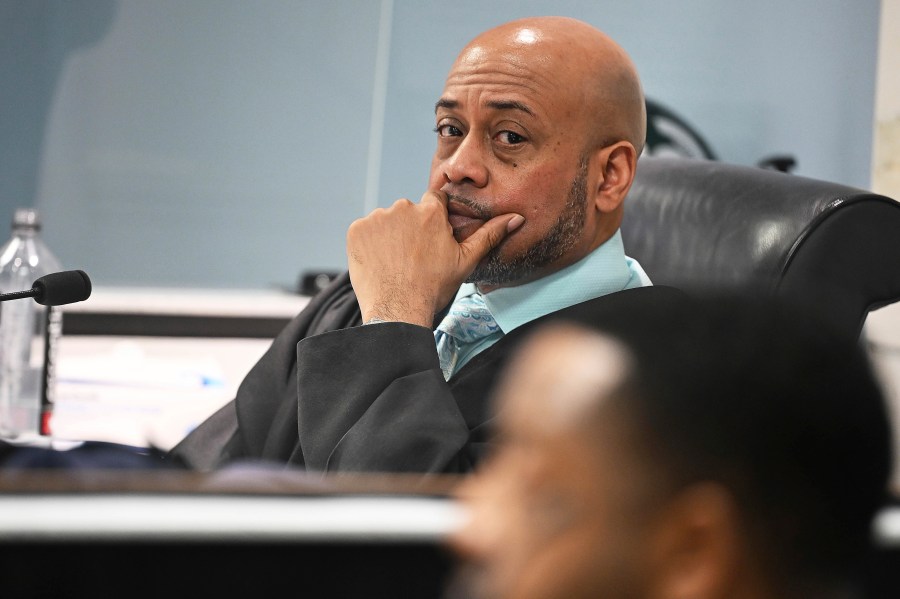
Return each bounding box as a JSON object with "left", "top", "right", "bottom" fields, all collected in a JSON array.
[{"left": 513, "top": 163, "right": 518, "bottom": 168}]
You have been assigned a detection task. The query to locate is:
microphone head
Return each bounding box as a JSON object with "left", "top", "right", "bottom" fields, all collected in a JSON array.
[{"left": 32, "top": 270, "right": 92, "bottom": 306}]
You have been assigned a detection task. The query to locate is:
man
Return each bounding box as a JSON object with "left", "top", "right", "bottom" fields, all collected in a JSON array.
[
  {"left": 170, "top": 16, "right": 676, "bottom": 472},
  {"left": 446, "top": 293, "right": 895, "bottom": 599}
]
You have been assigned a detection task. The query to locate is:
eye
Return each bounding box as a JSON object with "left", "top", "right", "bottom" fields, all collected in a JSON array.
[
  {"left": 434, "top": 123, "right": 463, "bottom": 137},
  {"left": 497, "top": 130, "right": 527, "bottom": 145}
]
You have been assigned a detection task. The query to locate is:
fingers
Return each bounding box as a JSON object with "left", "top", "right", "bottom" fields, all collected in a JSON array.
[
  {"left": 458, "top": 213, "right": 525, "bottom": 271},
  {"left": 365, "top": 188, "right": 524, "bottom": 289},
  {"left": 420, "top": 189, "right": 449, "bottom": 209}
]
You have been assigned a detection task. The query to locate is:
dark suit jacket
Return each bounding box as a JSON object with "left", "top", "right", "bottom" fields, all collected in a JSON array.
[{"left": 168, "top": 272, "right": 683, "bottom": 473}]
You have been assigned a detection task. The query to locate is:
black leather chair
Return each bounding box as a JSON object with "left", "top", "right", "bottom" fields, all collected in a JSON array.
[{"left": 621, "top": 157, "right": 900, "bottom": 340}]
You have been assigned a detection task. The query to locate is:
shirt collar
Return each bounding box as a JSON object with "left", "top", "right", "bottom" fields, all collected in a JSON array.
[{"left": 454, "top": 229, "right": 650, "bottom": 334}]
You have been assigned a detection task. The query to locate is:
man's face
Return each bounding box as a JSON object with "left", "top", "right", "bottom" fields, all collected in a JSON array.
[
  {"left": 428, "top": 38, "right": 603, "bottom": 289},
  {"left": 447, "top": 325, "right": 657, "bottom": 599}
]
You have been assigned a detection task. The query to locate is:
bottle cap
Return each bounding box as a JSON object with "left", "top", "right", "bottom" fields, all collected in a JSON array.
[{"left": 11, "top": 207, "right": 41, "bottom": 230}]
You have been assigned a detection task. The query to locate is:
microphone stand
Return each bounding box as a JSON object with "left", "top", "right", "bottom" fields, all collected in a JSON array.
[{"left": 0, "top": 288, "right": 40, "bottom": 303}]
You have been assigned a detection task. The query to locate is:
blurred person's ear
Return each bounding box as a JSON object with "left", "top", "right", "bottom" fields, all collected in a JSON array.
[{"left": 644, "top": 483, "right": 750, "bottom": 599}]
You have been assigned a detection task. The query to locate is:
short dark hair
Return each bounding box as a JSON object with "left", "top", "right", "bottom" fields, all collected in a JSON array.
[{"left": 561, "top": 291, "right": 894, "bottom": 593}]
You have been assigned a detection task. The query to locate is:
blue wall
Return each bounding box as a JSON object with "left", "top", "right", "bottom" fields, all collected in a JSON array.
[{"left": 0, "top": 0, "right": 882, "bottom": 289}]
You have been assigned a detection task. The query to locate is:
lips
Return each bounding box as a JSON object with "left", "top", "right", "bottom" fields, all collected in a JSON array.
[
  {"left": 447, "top": 200, "right": 483, "bottom": 219},
  {"left": 448, "top": 213, "right": 483, "bottom": 228},
  {"left": 446, "top": 200, "right": 484, "bottom": 228}
]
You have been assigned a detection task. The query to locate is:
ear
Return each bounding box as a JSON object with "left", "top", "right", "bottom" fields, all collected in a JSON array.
[
  {"left": 591, "top": 141, "right": 638, "bottom": 214},
  {"left": 644, "top": 483, "right": 745, "bottom": 599}
]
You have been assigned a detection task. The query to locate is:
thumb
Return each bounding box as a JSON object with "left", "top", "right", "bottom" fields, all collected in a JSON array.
[{"left": 458, "top": 213, "right": 525, "bottom": 270}]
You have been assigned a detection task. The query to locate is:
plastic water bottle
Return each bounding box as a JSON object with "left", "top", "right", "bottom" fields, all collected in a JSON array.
[{"left": 0, "top": 208, "right": 63, "bottom": 440}]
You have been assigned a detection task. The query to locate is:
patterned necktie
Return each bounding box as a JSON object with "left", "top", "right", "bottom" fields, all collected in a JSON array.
[{"left": 434, "top": 292, "right": 499, "bottom": 380}]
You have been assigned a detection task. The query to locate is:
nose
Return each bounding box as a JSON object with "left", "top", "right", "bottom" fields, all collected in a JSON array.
[{"left": 441, "top": 134, "right": 489, "bottom": 188}]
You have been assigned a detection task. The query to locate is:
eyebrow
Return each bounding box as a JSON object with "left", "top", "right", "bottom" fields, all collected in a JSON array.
[
  {"left": 434, "top": 98, "right": 535, "bottom": 116},
  {"left": 434, "top": 98, "right": 457, "bottom": 113},
  {"left": 486, "top": 100, "right": 534, "bottom": 116}
]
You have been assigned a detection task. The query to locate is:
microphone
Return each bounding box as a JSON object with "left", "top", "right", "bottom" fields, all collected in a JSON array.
[{"left": 0, "top": 270, "right": 92, "bottom": 306}]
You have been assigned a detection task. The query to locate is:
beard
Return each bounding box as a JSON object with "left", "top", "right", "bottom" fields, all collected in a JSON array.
[{"left": 455, "top": 155, "right": 590, "bottom": 288}]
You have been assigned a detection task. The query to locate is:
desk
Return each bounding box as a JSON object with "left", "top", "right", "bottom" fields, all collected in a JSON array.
[
  {"left": 0, "top": 471, "right": 462, "bottom": 598},
  {"left": 0, "top": 470, "right": 898, "bottom": 599},
  {"left": 0, "top": 470, "right": 463, "bottom": 538}
]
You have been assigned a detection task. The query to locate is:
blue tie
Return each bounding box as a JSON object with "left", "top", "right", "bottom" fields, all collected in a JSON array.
[{"left": 434, "top": 292, "right": 499, "bottom": 380}]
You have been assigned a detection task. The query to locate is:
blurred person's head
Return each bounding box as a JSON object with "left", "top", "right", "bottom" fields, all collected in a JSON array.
[{"left": 447, "top": 294, "right": 894, "bottom": 599}]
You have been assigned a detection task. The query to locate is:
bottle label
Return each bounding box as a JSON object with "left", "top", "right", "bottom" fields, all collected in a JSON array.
[{"left": 40, "top": 306, "right": 61, "bottom": 436}]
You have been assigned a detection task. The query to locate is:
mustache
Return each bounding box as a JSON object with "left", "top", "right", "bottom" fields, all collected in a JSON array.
[{"left": 446, "top": 193, "right": 493, "bottom": 220}]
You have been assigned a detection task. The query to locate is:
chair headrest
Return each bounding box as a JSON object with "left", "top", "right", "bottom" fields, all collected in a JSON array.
[{"left": 621, "top": 157, "right": 900, "bottom": 338}]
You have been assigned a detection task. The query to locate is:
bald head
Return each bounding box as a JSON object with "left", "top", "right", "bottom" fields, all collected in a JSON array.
[
  {"left": 455, "top": 17, "right": 646, "bottom": 155},
  {"left": 496, "top": 322, "right": 632, "bottom": 438}
]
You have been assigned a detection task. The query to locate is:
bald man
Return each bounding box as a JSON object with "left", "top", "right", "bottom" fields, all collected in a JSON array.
[{"left": 170, "top": 17, "right": 679, "bottom": 473}]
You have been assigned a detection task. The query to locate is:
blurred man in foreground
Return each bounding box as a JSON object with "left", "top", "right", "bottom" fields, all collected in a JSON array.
[{"left": 447, "top": 294, "right": 895, "bottom": 599}]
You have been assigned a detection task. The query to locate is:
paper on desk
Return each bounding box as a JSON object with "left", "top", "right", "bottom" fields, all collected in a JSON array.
[
  {"left": 57, "top": 340, "right": 227, "bottom": 391},
  {"left": 51, "top": 341, "right": 235, "bottom": 450}
]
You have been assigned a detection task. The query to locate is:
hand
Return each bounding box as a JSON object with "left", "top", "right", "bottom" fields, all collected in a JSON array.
[{"left": 346, "top": 190, "right": 524, "bottom": 327}]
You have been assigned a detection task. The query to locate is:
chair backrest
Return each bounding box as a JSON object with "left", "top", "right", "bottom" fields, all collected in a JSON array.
[{"left": 621, "top": 157, "right": 900, "bottom": 340}]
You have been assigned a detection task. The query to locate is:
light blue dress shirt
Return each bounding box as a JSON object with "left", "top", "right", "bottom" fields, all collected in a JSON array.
[{"left": 441, "top": 229, "right": 651, "bottom": 376}]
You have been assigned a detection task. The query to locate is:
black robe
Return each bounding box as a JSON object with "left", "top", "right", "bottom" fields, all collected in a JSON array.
[{"left": 168, "top": 271, "right": 682, "bottom": 473}]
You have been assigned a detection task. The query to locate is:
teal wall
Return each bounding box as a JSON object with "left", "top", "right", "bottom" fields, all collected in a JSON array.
[{"left": 0, "top": 0, "right": 882, "bottom": 289}]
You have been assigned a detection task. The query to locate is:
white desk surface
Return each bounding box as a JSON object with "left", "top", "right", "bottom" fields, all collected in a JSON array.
[
  {"left": 0, "top": 492, "right": 894, "bottom": 546},
  {"left": 61, "top": 285, "right": 311, "bottom": 317},
  {"left": 0, "top": 494, "right": 465, "bottom": 542}
]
